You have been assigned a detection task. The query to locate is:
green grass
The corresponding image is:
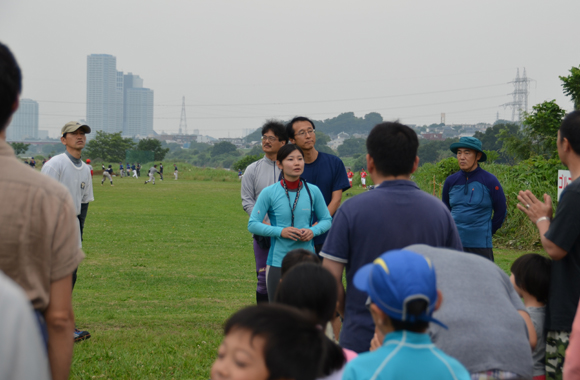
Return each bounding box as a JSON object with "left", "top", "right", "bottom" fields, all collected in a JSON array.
[{"left": 72, "top": 173, "right": 540, "bottom": 379}]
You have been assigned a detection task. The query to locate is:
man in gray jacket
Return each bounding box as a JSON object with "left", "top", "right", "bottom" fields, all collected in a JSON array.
[{"left": 241, "top": 120, "right": 287, "bottom": 303}]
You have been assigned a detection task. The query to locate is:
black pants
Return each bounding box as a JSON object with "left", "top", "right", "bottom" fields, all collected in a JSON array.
[
  {"left": 464, "top": 247, "right": 494, "bottom": 262},
  {"left": 74, "top": 203, "right": 89, "bottom": 289}
]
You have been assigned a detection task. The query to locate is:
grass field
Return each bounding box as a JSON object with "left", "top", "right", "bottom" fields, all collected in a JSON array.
[{"left": 72, "top": 170, "right": 540, "bottom": 379}]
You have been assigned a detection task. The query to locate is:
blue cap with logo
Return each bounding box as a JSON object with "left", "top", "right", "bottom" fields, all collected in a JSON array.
[{"left": 353, "top": 249, "right": 447, "bottom": 329}]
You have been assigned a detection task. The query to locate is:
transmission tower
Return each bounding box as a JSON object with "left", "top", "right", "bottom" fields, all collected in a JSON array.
[
  {"left": 179, "top": 96, "right": 187, "bottom": 135},
  {"left": 501, "top": 68, "right": 532, "bottom": 123}
]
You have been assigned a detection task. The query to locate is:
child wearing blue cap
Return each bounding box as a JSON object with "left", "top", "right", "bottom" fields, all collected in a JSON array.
[{"left": 342, "top": 250, "right": 470, "bottom": 380}]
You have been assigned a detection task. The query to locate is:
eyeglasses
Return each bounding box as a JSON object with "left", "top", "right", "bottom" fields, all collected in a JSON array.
[
  {"left": 295, "top": 128, "right": 315, "bottom": 137},
  {"left": 261, "top": 136, "right": 278, "bottom": 142}
]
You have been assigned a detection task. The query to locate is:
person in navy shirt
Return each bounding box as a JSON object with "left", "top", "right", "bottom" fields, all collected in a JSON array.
[
  {"left": 321, "top": 122, "right": 462, "bottom": 353},
  {"left": 442, "top": 137, "right": 506, "bottom": 261},
  {"left": 286, "top": 116, "right": 350, "bottom": 254}
]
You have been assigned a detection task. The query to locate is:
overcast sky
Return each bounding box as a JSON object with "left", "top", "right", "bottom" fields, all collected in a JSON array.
[{"left": 1, "top": 0, "right": 578, "bottom": 138}]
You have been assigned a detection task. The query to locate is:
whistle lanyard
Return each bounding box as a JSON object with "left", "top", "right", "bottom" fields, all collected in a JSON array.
[{"left": 282, "top": 179, "right": 301, "bottom": 227}]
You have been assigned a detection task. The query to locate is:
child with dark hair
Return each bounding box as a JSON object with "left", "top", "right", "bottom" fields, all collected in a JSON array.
[
  {"left": 275, "top": 263, "right": 357, "bottom": 380},
  {"left": 281, "top": 248, "right": 320, "bottom": 277},
  {"left": 343, "top": 250, "right": 470, "bottom": 380},
  {"left": 211, "top": 304, "right": 324, "bottom": 380},
  {"left": 510, "top": 253, "right": 552, "bottom": 380}
]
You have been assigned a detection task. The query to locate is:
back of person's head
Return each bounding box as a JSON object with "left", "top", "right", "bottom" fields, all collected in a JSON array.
[
  {"left": 510, "top": 253, "right": 551, "bottom": 304},
  {"left": 276, "top": 143, "right": 304, "bottom": 163},
  {"left": 281, "top": 249, "right": 320, "bottom": 277},
  {"left": 0, "top": 42, "right": 22, "bottom": 131},
  {"left": 222, "top": 304, "right": 323, "bottom": 380},
  {"left": 366, "top": 122, "right": 418, "bottom": 177},
  {"left": 286, "top": 116, "right": 315, "bottom": 140},
  {"left": 275, "top": 263, "right": 344, "bottom": 376},
  {"left": 354, "top": 249, "right": 446, "bottom": 333},
  {"left": 560, "top": 110, "right": 580, "bottom": 155},
  {"left": 262, "top": 120, "right": 288, "bottom": 143}
]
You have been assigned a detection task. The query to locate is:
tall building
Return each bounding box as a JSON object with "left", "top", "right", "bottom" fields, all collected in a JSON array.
[
  {"left": 6, "top": 99, "right": 39, "bottom": 141},
  {"left": 86, "top": 55, "right": 154, "bottom": 137},
  {"left": 86, "top": 54, "right": 121, "bottom": 133}
]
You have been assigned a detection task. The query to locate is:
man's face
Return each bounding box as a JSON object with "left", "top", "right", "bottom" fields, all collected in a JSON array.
[
  {"left": 261, "top": 130, "right": 285, "bottom": 155},
  {"left": 61, "top": 129, "right": 86, "bottom": 150},
  {"left": 290, "top": 121, "right": 316, "bottom": 150},
  {"left": 456, "top": 148, "right": 479, "bottom": 171}
]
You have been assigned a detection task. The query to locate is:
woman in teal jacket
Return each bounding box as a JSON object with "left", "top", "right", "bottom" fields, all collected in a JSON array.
[{"left": 248, "top": 144, "right": 332, "bottom": 300}]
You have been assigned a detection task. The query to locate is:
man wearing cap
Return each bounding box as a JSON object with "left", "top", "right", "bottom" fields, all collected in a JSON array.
[
  {"left": 0, "top": 41, "right": 84, "bottom": 380},
  {"left": 442, "top": 136, "right": 506, "bottom": 261},
  {"left": 343, "top": 250, "right": 470, "bottom": 380},
  {"left": 41, "top": 120, "right": 94, "bottom": 341}
]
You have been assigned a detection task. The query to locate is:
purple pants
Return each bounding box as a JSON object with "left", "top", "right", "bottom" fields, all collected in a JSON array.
[{"left": 253, "top": 239, "right": 269, "bottom": 295}]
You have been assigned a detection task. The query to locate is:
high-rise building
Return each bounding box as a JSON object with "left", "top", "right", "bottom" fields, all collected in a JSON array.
[
  {"left": 86, "top": 54, "right": 121, "bottom": 133},
  {"left": 125, "top": 87, "right": 154, "bottom": 137},
  {"left": 6, "top": 99, "right": 39, "bottom": 141}
]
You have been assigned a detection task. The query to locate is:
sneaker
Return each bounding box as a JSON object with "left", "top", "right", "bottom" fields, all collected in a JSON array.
[
  {"left": 144, "top": 181, "right": 147, "bottom": 184},
  {"left": 74, "top": 328, "right": 91, "bottom": 342}
]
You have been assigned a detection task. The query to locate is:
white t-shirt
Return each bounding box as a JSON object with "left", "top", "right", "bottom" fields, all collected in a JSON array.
[
  {"left": 0, "top": 271, "right": 50, "bottom": 380},
  {"left": 41, "top": 153, "right": 94, "bottom": 216}
]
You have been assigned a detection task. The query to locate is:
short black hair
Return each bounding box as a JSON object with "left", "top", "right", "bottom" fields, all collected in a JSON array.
[
  {"left": 388, "top": 299, "right": 430, "bottom": 333},
  {"left": 224, "top": 304, "right": 323, "bottom": 380},
  {"left": 0, "top": 42, "right": 22, "bottom": 131},
  {"left": 560, "top": 110, "right": 580, "bottom": 155},
  {"left": 276, "top": 143, "right": 304, "bottom": 163},
  {"left": 262, "top": 120, "right": 288, "bottom": 143},
  {"left": 275, "top": 263, "right": 344, "bottom": 376},
  {"left": 366, "top": 121, "right": 418, "bottom": 177},
  {"left": 510, "top": 253, "right": 551, "bottom": 304},
  {"left": 281, "top": 249, "right": 320, "bottom": 277},
  {"left": 286, "top": 116, "right": 316, "bottom": 139}
]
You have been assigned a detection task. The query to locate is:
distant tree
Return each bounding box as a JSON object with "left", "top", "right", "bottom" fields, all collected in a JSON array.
[
  {"left": 337, "top": 138, "right": 366, "bottom": 157},
  {"left": 313, "top": 131, "right": 336, "bottom": 155},
  {"left": 233, "top": 154, "right": 264, "bottom": 171},
  {"left": 560, "top": 65, "right": 580, "bottom": 110},
  {"left": 243, "top": 128, "right": 263, "bottom": 143},
  {"left": 473, "top": 123, "right": 519, "bottom": 164},
  {"left": 41, "top": 143, "right": 66, "bottom": 156},
  {"left": 499, "top": 100, "right": 566, "bottom": 161},
  {"left": 84, "top": 131, "right": 136, "bottom": 162},
  {"left": 137, "top": 138, "right": 170, "bottom": 161},
  {"left": 246, "top": 145, "right": 263, "bottom": 157},
  {"left": 10, "top": 142, "right": 30, "bottom": 155},
  {"left": 188, "top": 141, "right": 211, "bottom": 152},
  {"left": 418, "top": 138, "right": 458, "bottom": 165},
  {"left": 211, "top": 141, "right": 238, "bottom": 157}
]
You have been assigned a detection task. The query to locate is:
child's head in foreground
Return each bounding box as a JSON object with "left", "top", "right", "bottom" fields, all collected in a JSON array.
[
  {"left": 510, "top": 253, "right": 551, "bottom": 304},
  {"left": 354, "top": 249, "right": 446, "bottom": 334},
  {"left": 211, "top": 304, "right": 323, "bottom": 380},
  {"left": 281, "top": 248, "right": 320, "bottom": 278}
]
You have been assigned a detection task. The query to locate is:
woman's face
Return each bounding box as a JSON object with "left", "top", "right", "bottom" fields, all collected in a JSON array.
[
  {"left": 277, "top": 150, "right": 304, "bottom": 180},
  {"left": 211, "top": 329, "right": 269, "bottom": 380}
]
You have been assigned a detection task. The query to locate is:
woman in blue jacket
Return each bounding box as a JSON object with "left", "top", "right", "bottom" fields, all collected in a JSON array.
[{"left": 248, "top": 144, "right": 332, "bottom": 300}]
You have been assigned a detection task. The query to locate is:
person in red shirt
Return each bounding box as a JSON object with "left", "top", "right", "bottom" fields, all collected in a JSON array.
[
  {"left": 360, "top": 168, "right": 367, "bottom": 188},
  {"left": 347, "top": 168, "right": 354, "bottom": 187}
]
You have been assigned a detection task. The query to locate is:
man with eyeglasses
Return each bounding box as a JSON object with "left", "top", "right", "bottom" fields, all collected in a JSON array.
[
  {"left": 286, "top": 116, "right": 350, "bottom": 255},
  {"left": 241, "top": 120, "right": 288, "bottom": 303}
]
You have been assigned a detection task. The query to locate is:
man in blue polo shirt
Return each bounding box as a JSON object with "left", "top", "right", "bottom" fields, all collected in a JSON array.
[
  {"left": 321, "top": 121, "right": 462, "bottom": 353},
  {"left": 286, "top": 116, "right": 350, "bottom": 254},
  {"left": 442, "top": 137, "right": 506, "bottom": 261}
]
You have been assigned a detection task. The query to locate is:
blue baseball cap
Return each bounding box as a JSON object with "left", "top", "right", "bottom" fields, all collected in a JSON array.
[{"left": 354, "top": 250, "right": 447, "bottom": 329}]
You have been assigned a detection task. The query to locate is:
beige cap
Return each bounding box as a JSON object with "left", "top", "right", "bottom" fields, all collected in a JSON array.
[{"left": 61, "top": 121, "right": 91, "bottom": 137}]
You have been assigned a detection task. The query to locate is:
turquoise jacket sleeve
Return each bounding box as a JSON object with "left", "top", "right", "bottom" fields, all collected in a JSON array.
[
  {"left": 309, "top": 186, "right": 333, "bottom": 237},
  {"left": 248, "top": 187, "right": 284, "bottom": 237}
]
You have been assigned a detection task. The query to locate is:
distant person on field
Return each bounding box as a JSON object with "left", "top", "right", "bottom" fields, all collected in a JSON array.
[
  {"left": 343, "top": 250, "right": 470, "bottom": 380},
  {"left": 238, "top": 168, "right": 243, "bottom": 180},
  {"left": 159, "top": 162, "right": 164, "bottom": 180},
  {"left": 101, "top": 164, "right": 113, "bottom": 186},
  {"left": 86, "top": 159, "right": 93, "bottom": 177},
  {"left": 242, "top": 120, "right": 287, "bottom": 303},
  {"left": 137, "top": 162, "right": 141, "bottom": 176},
  {"left": 511, "top": 253, "right": 552, "bottom": 380},
  {"left": 145, "top": 164, "right": 159, "bottom": 185},
  {"left": 347, "top": 168, "right": 354, "bottom": 187},
  {"left": 211, "top": 304, "right": 324, "bottom": 380},
  {"left": 360, "top": 168, "right": 367, "bottom": 188},
  {"left": 286, "top": 116, "right": 350, "bottom": 255},
  {"left": 173, "top": 163, "right": 178, "bottom": 180},
  {"left": 320, "top": 122, "right": 462, "bottom": 353},
  {"left": 517, "top": 110, "right": 580, "bottom": 379},
  {"left": 248, "top": 144, "right": 332, "bottom": 300},
  {"left": 276, "top": 263, "right": 358, "bottom": 380},
  {"left": 131, "top": 163, "right": 137, "bottom": 178},
  {"left": 119, "top": 162, "right": 124, "bottom": 178},
  {"left": 404, "top": 244, "right": 534, "bottom": 379},
  {"left": 442, "top": 136, "right": 507, "bottom": 261},
  {"left": 0, "top": 41, "right": 84, "bottom": 379}
]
